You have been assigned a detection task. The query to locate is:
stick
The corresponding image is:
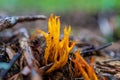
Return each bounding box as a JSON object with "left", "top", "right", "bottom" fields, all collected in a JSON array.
[
  {"left": 81, "top": 42, "right": 112, "bottom": 56},
  {"left": 0, "top": 15, "right": 46, "bottom": 31},
  {"left": 103, "top": 58, "right": 120, "bottom": 63}
]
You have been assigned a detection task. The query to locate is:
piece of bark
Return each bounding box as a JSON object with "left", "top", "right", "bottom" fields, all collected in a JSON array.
[
  {"left": 6, "top": 46, "right": 16, "bottom": 60},
  {"left": 18, "top": 28, "right": 34, "bottom": 66}
]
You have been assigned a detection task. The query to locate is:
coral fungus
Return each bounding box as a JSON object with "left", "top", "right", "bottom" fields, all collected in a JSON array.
[
  {"left": 72, "top": 49, "right": 98, "bottom": 80},
  {"left": 37, "top": 14, "right": 75, "bottom": 73}
]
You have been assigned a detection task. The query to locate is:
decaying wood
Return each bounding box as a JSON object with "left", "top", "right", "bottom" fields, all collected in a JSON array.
[
  {"left": 18, "top": 28, "right": 42, "bottom": 80},
  {"left": 0, "top": 15, "right": 46, "bottom": 31},
  {"left": 19, "top": 28, "right": 34, "bottom": 66},
  {"left": 96, "top": 59, "right": 120, "bottom": 79}
]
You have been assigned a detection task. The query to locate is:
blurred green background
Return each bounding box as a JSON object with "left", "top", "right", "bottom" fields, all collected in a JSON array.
[{"left": 0, "top": 0, "right": 119, "bottom": 14}]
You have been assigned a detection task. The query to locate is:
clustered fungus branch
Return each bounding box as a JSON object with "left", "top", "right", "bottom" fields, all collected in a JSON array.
[
  {"left": 71, "top": 49, "right": 98, "bottom": 80},
  {"left": 37, "top": 14, "right": 75, "bottom": 73},
  {"left": 36, "top": 14, "right": 98, "bottom": 79}
]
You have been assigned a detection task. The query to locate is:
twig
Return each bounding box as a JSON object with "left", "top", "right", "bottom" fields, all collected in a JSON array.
[
  {"left": 103, "top": 58, "right": 120, "bottom": 63},
  {"left": 16, "top": 15, "right": 46, "bottom": 22},
  {"left": 0, "top": 51, "right": 22, "bottom": 79},
  {"left": 0, "top": 15, "right": 46, "bottom": 31},
  {"left": 81, "top": 42, "right": 112, "bottom": 56},
  {"left": 39, "top": 63, "right": 53, "bottom": 73},
  {"left": 100, "top": 68, "right": 117, "bottom": 74}
]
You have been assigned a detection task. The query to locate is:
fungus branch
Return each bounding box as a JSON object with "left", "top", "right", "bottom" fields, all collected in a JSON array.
[
  {"left": 37, "top": 14, "right": 75, "bottom": 73},
  {"left": 72, "top": 49, "right": 98, "bottom": 80}
]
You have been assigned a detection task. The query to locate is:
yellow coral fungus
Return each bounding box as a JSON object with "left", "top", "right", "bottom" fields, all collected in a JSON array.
[
  {"left": 72, "top": 49, "right": 98, "bottom": 80},
  {"left": 37, "top": 14, "right": 75, "bottom": 73}
]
